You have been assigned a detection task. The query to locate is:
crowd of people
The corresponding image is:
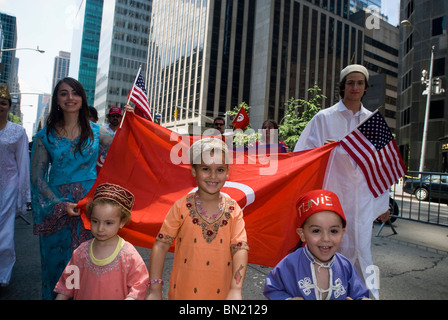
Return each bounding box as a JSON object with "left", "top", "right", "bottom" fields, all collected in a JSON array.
[{"left": 0, "top": 64, "right": 390, "bottom": 300}]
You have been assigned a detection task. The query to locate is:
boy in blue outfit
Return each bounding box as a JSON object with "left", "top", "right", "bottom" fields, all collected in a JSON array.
[{"left": 263, "top": 189, "right": 370, "bottom": 300}]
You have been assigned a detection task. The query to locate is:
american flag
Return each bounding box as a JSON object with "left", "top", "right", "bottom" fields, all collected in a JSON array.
[
  {"left": 128, "top": 69, "right": 153, "bottom": 121},
  {"left": 340, "top": 110, "right": 407, "bottom": 198}
]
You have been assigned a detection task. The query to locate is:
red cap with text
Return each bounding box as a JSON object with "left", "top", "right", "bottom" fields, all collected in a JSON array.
[
  {"left": 109, "top": 106, "right": 122, "bottom": 115},
  {"left": 296, "top": 189, "right": 346, "bottom": 228}
]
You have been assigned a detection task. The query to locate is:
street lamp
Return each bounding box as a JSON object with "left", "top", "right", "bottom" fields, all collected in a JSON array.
[
  {"left": 0, "top": 46, "right": 45, "bottom": 54},
  {"left": 419, "top": 45, "right": 434, "bottom": 174},
  {"left": 400, "top": 20, "right": 444, "bottom": 174}
]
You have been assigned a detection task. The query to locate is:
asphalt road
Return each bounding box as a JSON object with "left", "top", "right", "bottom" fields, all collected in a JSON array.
[{"left": 1, "top": 210, "right": 447, "bottom": 300}]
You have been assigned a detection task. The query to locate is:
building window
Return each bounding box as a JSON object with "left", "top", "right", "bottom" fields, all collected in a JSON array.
[
  {"left": 405, "top": 33, "right": 413, "bottom": 55},
  {"left": 402, "top": 70, "right": 412, "bottom": 91},
  {"left": 402, "top": 107, "right": 411, "bottom": 126},
  {"left": 405, "top": 0, "right": 414, "bottom": 19},
  {"left": 430, "top": 100, "right": 445, "bottom": 119},
  {"left": 433, "top": 58, "right": 446, "bottom": 77},
  {"left": 432, "top": 16, "right": 447, "bottom": 36}
]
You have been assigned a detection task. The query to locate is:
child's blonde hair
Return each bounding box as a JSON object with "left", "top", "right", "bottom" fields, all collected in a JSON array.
[
  {"left": 188, "top": 138, "right": 229, "bottom": 166},
  {"left": 87, "top": 198, "right": 132, "bottom": 225}
]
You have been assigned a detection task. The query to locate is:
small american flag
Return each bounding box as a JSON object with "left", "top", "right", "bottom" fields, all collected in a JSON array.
[
  {"left": 128, "top": 68, "right": 153, "bottom": 121},
  {"left": 340, "top": 110, "right": 407, "bottom": 198}
]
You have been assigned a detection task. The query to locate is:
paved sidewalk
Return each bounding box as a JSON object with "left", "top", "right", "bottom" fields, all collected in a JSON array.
[{"left": 1, "top": 211, "right": 447, "bottom": 300}]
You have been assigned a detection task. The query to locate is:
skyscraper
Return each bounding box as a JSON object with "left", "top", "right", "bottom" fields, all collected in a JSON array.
[
  {"left": 69, "top": 0, "right": 104, "bottom": 106},
  {"left": 147, "top": 0, "right": 255, "bottom": 133},
  {"left": 0, "top": 12, "right": 17, "bottom": 89},
  {"left": 52, "top": 51, "right": 71, "bottom": 90},
  {"left": 94, "top": 0, "right": 152, "bottom": 123},
  {"left": 147, "top": 0, "right": 364, "bottom": 132},
  {"left": 398, "top": 0, "right": 448, "bottom": 172},
  {"left": 0, "top": 12, "right": 20, "bottom": 117}
]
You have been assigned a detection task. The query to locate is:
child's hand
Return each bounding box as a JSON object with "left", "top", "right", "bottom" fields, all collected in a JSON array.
[
  {"left": 226, "top": 288, "right": 242, "bottom": 300},
  {"left": 288, "top": 297, "right": 304, "bottom": 300},
  {"left": 146, "top": 290, "right": 163, "bottom": 300}
]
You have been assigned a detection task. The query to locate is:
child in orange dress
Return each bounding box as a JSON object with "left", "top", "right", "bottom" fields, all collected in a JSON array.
[
  {"left": 147, "top": 138, "right": 249, "bottom": 300},
  {"left": 54, "top": 183, "right": 149, "bottom": 300}
]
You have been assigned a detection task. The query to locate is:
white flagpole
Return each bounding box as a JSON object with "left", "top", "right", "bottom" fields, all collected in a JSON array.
[
  {"left": 120, "top": 65, "right": 142, "bottom": 128},
  {"left": 351, "top": 105, "right": 382, "bottom": 132}
]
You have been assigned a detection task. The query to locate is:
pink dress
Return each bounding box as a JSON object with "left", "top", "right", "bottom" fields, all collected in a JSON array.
[
  {"left": 156, "top": 193, "right": 249, "bottom": 300},
  {"left": 54, "top": 237, "right": 148, "bottom": 300}
]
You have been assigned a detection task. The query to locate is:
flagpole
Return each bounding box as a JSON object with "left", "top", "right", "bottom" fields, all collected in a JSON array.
[
  {"left": 120, "top": 65, "right": 142, "bottom": 128},
  {"left": 352, "top": 105, "right": 383, "bottom": 131}
]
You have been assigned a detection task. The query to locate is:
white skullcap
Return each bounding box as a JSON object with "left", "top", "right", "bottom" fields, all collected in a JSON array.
[{"left": 340, "top": 64, "right": 369, "bottom": 82}]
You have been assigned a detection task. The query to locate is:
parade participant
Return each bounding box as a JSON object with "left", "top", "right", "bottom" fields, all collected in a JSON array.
[
  {"left": 105, "top": 106, "right": 122, "bottom": 135},
  {"left": 0, "top": 84, "right": 31, "bottom": 289},
  {"left": 96, "top": 106, "right": 122, "bottom": 171},
  {"left": 258, "top": 119, "right": 289, "bottom": 153},
  {"left": 30, "top": 77, "right": 113, "bottom": 299},
  {"left": 263, "top": 189, "right": 369, "bottom": 300},
  {"left": 293, "top": 65, "right": 389, "bottom": 299},
  {"left": 88, "top": 106, "right": 98, "bottom": 123},
  {"left": 54, "top": 183, "right": 149, "bottom": 300},
  {"left": 147, "top": 138, "right": 249, "bottom": 300},
  {"left": 213, "top": 116, "right": 225, "bottom": 134}
]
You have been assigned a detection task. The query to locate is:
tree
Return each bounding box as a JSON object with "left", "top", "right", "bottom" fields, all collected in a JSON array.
[
  {"left": 279, "top": 84, "right": 326, "bottom": 151},
  {"left": 9, "top": 112, "right": 22, "bottom": 125}
]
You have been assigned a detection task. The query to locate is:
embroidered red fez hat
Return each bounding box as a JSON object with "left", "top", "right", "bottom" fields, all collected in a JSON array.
[{"left": 93, "top": 183, "right": 135, "bottom": 213}]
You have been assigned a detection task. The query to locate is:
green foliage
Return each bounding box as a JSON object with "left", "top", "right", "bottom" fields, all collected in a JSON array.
[
  {"left": 229, "top": 102, "right": 261, "bottom": 148},
  {"left": 9, "top": 112, "right": 22, "bottom": 125},
  {"left": 279, "top": 84, "right": 326, "bottom": 151}
]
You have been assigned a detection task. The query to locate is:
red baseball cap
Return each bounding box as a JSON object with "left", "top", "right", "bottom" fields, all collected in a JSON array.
[
  {"left": 109, "top": 106, "right": 122, "bottom": 115},
  {"left": 296, "top": 189, "right": 346, "bottom": 228}
]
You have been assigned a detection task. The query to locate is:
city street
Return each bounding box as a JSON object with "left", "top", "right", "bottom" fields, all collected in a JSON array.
[
  {"left": 392, "top": 182, "right": 448, "bottom": 226},
  {"left": 1, "top": 209, "right": 447, "bottom": 300}
]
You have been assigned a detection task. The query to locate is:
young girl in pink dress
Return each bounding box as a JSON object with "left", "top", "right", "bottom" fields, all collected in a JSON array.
[{"left": 54, "top": 183, "right": 149, "bottom": 300}]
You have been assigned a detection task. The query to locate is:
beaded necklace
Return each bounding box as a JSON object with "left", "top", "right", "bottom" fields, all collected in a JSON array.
[{"left": 194, "top": 192, "right": 224, "bottom": 221}]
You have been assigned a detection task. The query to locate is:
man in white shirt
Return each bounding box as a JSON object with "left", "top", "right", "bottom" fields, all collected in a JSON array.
[{"left": 294, "top": 65, "right": 389, "bottom": 299}]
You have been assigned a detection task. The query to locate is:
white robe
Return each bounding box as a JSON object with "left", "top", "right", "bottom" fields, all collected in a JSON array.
[
  {"left": 0, "top": 121, "right": 31, "bottom": 286},
  {"left": 294, "top": 100, "right": 388, "bottom": 299}
]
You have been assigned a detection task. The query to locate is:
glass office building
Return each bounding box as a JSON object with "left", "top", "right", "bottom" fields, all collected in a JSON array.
[
  {"left": 146, "top": 0, "right": 254, "bottom": 132},
  {"left": 94, "top": 0, "right": 152, "bottom": 122},
  {"left": 52, "top": 51, "right": 71, "bottom": 90},
  {"left": 0, "top": 12, "right": 17, "bottom": 89},
  {"left": 147, "top": 0, "right": 364, "bottom": 132},
  {"left": 398, "top": 0, "right": 448, "bottom": 171},
  {"left": 69, "top": 0, "right": 104, "bottom": 106}
]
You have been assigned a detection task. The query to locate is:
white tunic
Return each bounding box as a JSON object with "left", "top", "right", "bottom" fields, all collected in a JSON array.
[
  {"left": 294, "top": 100, "right": 388, "bottom": 299},
  {"left": 0, "top": 121, "right": 31, "bottom": 286}
]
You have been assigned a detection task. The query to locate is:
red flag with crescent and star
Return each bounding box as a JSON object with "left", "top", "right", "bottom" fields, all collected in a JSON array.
[
  {"left": 232, "top": 106, "right": 250, "bottom": 130},
  {"left": 77, "top": 113, "right": 337, "bottom": 267}
]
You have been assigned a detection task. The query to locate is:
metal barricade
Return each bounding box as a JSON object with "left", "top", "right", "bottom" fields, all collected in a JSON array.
[{"left": 390, "top": 171, "right": 448, "bottom": 227}]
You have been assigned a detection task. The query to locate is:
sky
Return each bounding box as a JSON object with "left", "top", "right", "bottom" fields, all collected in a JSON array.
[
  {"left": 1, "top": 0, "right": 400, "bottom": 139},
  {"left": 1, "top": 0, "right": 79, "bottom": 137}
]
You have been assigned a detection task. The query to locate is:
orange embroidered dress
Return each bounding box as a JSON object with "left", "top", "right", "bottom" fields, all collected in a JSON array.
[{"left": 156, "top": 193, "right": 249, "bottom": 300}]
